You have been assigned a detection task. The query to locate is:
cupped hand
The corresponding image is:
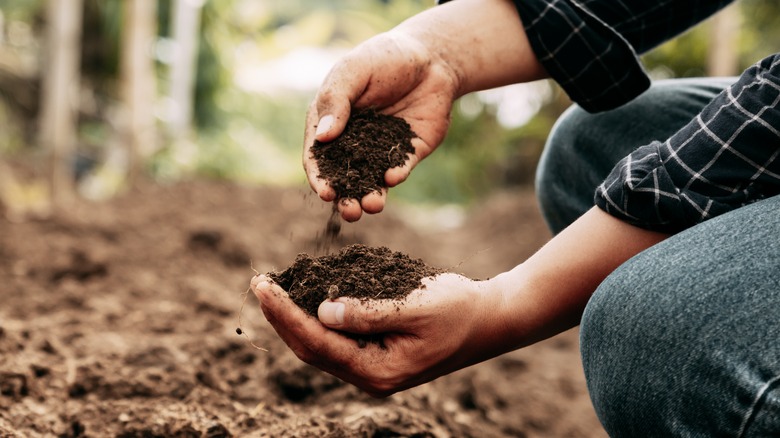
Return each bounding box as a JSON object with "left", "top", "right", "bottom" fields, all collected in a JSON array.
[
  {"left": 303, "top": 31, "right": 460, "bottom": 222},
  {"left": 250, "top": 272, "right": 508, "bottom": 397}
]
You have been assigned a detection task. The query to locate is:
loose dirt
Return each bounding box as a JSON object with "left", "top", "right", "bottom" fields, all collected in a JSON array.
[
  {"left": 299, "top": 109, "right": 436, "bottom": 319},
  {"left": 268, "top": 244, "right": 444, "bottom": 317},
  {"left": 311, "top": 108, "right": 416, "bottom": 202},
  {"left": 0, "top": 179, "right": 606, "bottom": 437}
]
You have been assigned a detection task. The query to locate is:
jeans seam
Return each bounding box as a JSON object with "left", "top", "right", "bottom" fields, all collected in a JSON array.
[{"left": 737, "top": 374, "right": 780, "bottom": 437}]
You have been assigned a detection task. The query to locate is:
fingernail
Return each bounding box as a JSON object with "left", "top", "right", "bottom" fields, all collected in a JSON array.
[
  {"left": 318, "top": 301, "right": 345, "bottom": 326},
  {"left": 315, "top": 115, "right": 334, "bottom": 137},
  {"left": 251, "top": 281, "right": 267, "bottom": 298},
  {"left": 250, "top": 275, "right": 264, "bottom": 288}
]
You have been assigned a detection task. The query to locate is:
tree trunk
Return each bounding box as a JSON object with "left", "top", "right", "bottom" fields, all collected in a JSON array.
[
  {"left": 168, "top": 0, "right": 204, "bottom": 139},
  {"left": 39, "top": 0, "right": 83, "bottom": 208},
  {"left": 707, "top": 3, "right": 741, "bottom": 77},
  {"left": 120, "top": 0, "right": 158, "bottom": 185}
]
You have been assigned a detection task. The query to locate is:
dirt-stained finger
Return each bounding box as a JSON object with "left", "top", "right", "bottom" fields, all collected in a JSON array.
[
  {"left": 253, "top": 277, "right": 365, "bottom": 369},
  {"left": 360, "top": 189, "right": 387, "bottom": 214},
  {"left": 303, "top": 103, "right": 337, "bottom": 201},
  {"left": 337, "top": 198, "right": 363, "bottom": 222},
  {"left": 314, "top": 55, "right": 368, "bottom": 142},
  {"left": 385, "top": 137, "right": 430, "bottom": 187},
  {"left": 324, "top": 296, "right": 421, "bottom": 335}
]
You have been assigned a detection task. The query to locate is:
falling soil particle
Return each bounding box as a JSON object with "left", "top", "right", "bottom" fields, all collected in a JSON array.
[
  {"left": 267, "top": 244, "right": 444, "bottom": 318},
  {"left": 311, "top": 108, "right": 417, "bottom": 202},
  {"left": 303, "top": 111, "right": 438, "bottom": 348},
  {"left": 314, "top": 205, "right": 343, "bottom": 255}
]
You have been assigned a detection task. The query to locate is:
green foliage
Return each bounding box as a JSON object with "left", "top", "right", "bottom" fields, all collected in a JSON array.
[
  {"left": 80, "top": 0, "right": 122, "bottom": 87},
  {"left": 739, "top": 0, "right": 780, "bottom": 63},
  {"left": 643, "top": 1, "right": 780, "bottom": 78},
  {"left": 192, "top": 1, "right": 229, "bottom": 128},
  {"left": 156, "top": 0, "right": 229, "bottom": 129},
  {"left": 0, "top": 101, "right": 25, "bottom": 153},
  {"left": 641, "top": 25, "right": 711, "bottom": 78},
  {"left": 3, "top": 0, "right": 780, "bottom": 206},
  {"left": 393, "top": 104, "right": 506, "bottom": 204},
  {"left": 392, "top": 90, "right": 561, "bottom": 205},
  {"left": 0, "top": 0, "right": 43, "bottom": 21}
]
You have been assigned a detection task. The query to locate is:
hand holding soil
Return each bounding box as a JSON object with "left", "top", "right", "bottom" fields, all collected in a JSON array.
[
  {"left": 303, "top": 31, "right": 459, "bottom": 221},
  {"left": 309, "top": 109, "right": 418, "bottom": 223},
  {"left": 251, "top": 266, "right": 509, "bottom": 398},
  {"left": 267, "top": 0, "right": 564, "bottom": 406}
]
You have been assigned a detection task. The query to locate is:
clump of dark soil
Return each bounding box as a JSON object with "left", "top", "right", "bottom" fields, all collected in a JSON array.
[
  {"left": 267, "top": 244, "right": 443, "bottom": 318},
  {"left": 311, "top": 108, "right": 417, "bottom": 201}
]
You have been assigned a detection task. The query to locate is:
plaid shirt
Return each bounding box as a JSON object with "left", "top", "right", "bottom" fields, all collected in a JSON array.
[{"left": 440, "top": 0, "right": 780, "bottom": 232}]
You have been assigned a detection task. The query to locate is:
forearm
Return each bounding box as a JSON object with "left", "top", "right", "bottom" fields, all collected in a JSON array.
[
  {"left": 488, "top": 207, "right": 669, "bottom": 349},
  {"left": 392, "top": 0, "right": 546, "bottom": 97}
]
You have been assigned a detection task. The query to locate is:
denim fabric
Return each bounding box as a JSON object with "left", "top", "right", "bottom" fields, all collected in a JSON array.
[
  {"left": 536, "top": 77, "right": 736, "bottom": 235},
  {"left": 536, "top": 78, "right": 780, "bottom": 436},
  {"left": 581, "top": 194, "right": 780, "bottom": 436}
]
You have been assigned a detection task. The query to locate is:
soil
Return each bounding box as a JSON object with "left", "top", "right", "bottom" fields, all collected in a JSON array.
[
  {"left": 311, "top": 108, "right": 416, "bottom": 201},
  {"left": 0, "top": 179, "right": 608, "bottom": 437},
  {"left": 268, "top": 244, "right": 444, "bottom": 318}
]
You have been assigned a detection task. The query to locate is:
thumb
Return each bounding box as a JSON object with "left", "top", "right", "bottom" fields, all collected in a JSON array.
[
  {"left": 313, "top": 54, "right": 371, "bottom": 142},
  {"left": 313, "top": 88, "right": 354, "bottom": 143},
  {"left": 318, "top": 297, "right": 411, "bottom": 334},
  {"left": 313, "top": 112, "right": 348, "bottom": 144}
]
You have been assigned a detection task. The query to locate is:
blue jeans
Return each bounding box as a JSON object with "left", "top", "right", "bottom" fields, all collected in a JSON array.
[{"left": 536, "top": 78, "right": 780, "bottom": 437}]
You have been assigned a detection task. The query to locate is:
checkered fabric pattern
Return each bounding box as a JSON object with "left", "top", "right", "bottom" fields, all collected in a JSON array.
[
  {"left": 439, "top": 0, "right": 733, "bottom": 112},
  {"left": 596, "top": 54, "right": 780, "bottom": 232},
  {"left": 438, "top": 0, "right": 779, "bottom": 232}
]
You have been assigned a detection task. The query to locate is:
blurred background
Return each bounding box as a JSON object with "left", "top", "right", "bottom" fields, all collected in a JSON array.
[{"left": 0, "top": 0, "right": 779, "bottom": 220}]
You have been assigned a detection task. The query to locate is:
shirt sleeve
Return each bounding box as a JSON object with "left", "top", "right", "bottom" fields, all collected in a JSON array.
[
  {"left": 439, "top": 0, "right": 733, "bottom": 112},
  {"left": 595, "top": 54, "right": 780, "bottom": 233}
]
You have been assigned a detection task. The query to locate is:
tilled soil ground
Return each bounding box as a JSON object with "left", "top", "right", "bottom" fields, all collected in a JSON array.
[{"left": 0, "top": 180, "right": 607, "bottom": 437}]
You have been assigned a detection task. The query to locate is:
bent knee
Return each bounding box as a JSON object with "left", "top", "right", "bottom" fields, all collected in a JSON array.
[{"left": 580, "top": 226, "right": 780, "bottom": 436}]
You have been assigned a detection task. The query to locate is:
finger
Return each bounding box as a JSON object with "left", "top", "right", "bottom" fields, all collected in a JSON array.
[
  {"left": 314, "top": 56, "right": 367, "bottom": 143},
  {"left": 360, "top": 189, "right": 386, "bottom": 214},
  {"left": 385, "top": 138, "right": 430, "bottom": 187},
  {"left": 253, "top": 278, "right": 406, "bottom": 395},
  {"left": 249, "top": 273, "right": 271, "bottom": 292},
  {"left": 303, "top": 103, "right": 337, "bottom": 202},
  {"left": 250, "top": 275, "right": 324, "bottom": 357},
  {"left": 337, "top": 198, "right": 363, "bottom": 222},
  {"left": 251, "top": 276, "right": 361, "bottom": 367},
  {"left": 318, "top": 294, "right": 425, "bottom": 334},
  {"left": 251, "top": 275, "right": 299, "bottom": 320},
  {"left": 303, "top": 151, "right": 336, "bottom": 202},
  {"left": 319, "top": 272, "right": 469, "bottom": 335}
]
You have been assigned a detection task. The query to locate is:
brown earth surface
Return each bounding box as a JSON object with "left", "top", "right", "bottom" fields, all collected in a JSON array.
[{"left": 0, "top": 179, "right": 608, "bottom": 437}]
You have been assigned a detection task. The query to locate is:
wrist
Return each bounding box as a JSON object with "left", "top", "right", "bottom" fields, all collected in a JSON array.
[
  {"left": 426, "top": 274, "right": 520, "bottom": 370},
  {"left": 456, "top": 272, "right": 533, "bottom": 361},
  {"left": 482, "top": 266, "right": 535, "bottom": 350},
  {"left": 395, "top": 0, "right": 546, "bottom": 96}
]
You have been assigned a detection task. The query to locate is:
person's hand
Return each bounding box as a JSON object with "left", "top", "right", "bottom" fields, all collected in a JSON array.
[
  {"left": 250, "top": 272, "right": 510, "bottom": 397},
  {"left": 303, "top": 30, "right": 460, "bottom": 222},
  {"left": 302, "top": 0, "right": 544, "bottom": 222},
  {"left": 251, "top": 208, "right": 669, "bottom": 396}
]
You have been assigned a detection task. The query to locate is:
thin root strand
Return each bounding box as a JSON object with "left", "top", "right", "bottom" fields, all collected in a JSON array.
[{"left": 237, "top": 285, "right": 269, "bottom": 352}]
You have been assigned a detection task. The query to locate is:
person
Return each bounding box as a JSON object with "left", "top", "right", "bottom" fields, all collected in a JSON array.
[{"left": 252, "top": 0, "right": 780, "bottom": 435}]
